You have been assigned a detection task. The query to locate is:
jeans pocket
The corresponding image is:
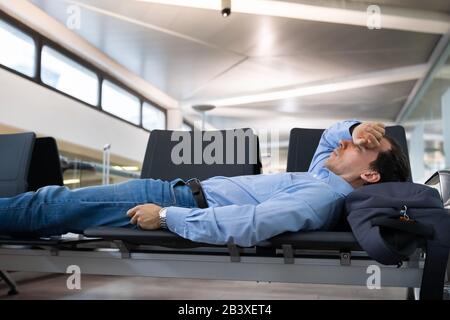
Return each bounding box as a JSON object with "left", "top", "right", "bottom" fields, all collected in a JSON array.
[{"left": 168, "top": 178, "right": 185, "bottom": 206}]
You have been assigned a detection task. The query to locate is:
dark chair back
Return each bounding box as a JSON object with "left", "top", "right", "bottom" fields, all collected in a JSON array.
[
  {"left": 141, "top": 129, "right": 262, "bottom": 181},
  {"left": 28, "top": 137, "right": 64, "bottom": 191},
  {"left": 286, "top": 128, "right": 323, "bottom": 173},
  {"left": 0, "top": 132, "right": 36, "bottom": 197}
]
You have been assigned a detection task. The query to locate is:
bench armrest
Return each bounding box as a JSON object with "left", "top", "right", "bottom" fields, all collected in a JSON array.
[{"left": 425, "top": 170, "right": 450, "bottom": 209}]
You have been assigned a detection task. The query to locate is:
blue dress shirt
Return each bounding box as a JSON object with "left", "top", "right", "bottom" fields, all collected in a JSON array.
[{"left": 166, "top": 120, "right": 357, "bottom": 246}]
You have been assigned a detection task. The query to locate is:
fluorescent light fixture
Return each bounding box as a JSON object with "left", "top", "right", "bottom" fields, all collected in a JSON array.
[
  {"left": 136, "top": 0, "right": 219, "bottom": 11},
  {"left": 113, "top": 165, "right": 140, "bottom": 171},
  {"left": 121, "top": 166, "right": 140, "bottom": 171},
  {"left": 64, "top": 178, "right": 81, "bottom": 185}
]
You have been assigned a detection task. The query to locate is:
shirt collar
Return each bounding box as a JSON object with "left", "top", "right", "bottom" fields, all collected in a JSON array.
[{"left": 316, "top": 168, "right": 354, "bottom": 196}]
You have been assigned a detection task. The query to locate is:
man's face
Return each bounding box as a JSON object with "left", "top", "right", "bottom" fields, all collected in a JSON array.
[{"left": 325, "top": 138, "right": 392, "bottom": 183}]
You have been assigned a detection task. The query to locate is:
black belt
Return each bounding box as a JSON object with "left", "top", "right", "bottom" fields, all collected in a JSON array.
[{"left": 186, "top": 178, "right": 208, "bottom": 209}]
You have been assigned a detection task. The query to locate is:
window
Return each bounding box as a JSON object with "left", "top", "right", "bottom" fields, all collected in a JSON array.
[
  {"left": 1, "top": 15, "right": 166, "bottom": 130},
  {"left": 401, "top": 51, "right": 450, "bottom": 183},
  {"left": 102, "top": 80, "right": 140, "bottom": 125},
  {"left": 41, "top": 46, "right": 99, "bottom": 105},
  {"left": 0, "top": 19, "right": 35, "bottom": 77},
  {"left": 142, "top": 102, "right": 166, "bottom": 130}
]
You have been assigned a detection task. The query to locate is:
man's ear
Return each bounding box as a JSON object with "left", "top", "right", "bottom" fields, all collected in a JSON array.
[{"left": 360, "top": 170, "right": 381, "bottom": 184}]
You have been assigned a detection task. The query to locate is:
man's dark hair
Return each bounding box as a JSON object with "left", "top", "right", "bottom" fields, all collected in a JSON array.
[{"left": 369, "top": 135, "right": 411, "bottom": 183}]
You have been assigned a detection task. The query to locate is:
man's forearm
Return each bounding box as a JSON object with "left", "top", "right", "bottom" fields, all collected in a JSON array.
[{"left": 308, "top": 120, "right": 360, "bottom": 174}]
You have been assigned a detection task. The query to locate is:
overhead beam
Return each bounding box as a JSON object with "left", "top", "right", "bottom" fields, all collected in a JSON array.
[
  {"left": 187, "top": 64, "right": 427, "bottom": 108},
  {"left": 137, "top": 0, "right": 450, "bottom": 34}
]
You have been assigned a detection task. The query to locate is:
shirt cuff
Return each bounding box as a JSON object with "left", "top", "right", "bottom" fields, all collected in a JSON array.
[
  {"left": 343, "top": 120, "right": 360, "bottom": 140},
  {"left": 165, "top": 206, "right": 191, "bottom": 235}
]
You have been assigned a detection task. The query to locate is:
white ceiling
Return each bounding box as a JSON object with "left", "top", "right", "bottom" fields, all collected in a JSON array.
[{"left": 29, "top": 0, "right": 450, "bottom": 137}]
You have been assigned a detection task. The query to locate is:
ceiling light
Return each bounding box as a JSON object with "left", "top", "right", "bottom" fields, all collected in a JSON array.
[
  {"left": 121, "top": 166, "right": 140, "bottom": 171},
  {"left": 64, "top": 178, "right": 81, "bottom": 185},
  {"left": 221, "top": 0, "right": 231, "bottom": 17}
]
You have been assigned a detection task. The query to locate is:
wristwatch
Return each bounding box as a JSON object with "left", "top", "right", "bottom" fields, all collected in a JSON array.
[{"left": 158, "top": 207, "right": 167, "bottom": 229}]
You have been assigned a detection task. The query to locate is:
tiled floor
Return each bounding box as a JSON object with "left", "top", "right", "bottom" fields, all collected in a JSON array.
[{"left": 0, "top": 272, "right": 407, "bottom": 300}]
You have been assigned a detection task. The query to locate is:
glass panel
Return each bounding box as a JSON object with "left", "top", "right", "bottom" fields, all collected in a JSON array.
[
  {"left": 401, "top": 50, "right": 450, "bottom": 183},
  {"left": 102, "top": 80, "right": 140, "bottom": 125},
  {"left": 0, "top": 19, "right": 35, "bottom": 77},
  {"left": 142, "top": 102, "right": 166, "bottom": 130},
  {"left": 41, "top": 46, "right": 98, "bottom": 105},
  {"left": 60, "top": 153, "right": 140, "bottom": 189}
]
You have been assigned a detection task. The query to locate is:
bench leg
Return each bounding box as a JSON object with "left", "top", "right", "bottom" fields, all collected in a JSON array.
[
  {"left": 445, "top": 255, "right": 450, "bottom": 300},
  {"left": 406, "top": 287, "right": 420, "bottom": 300},
  {"left": 420, "top": 242, "right": 449, "bottom": 300},
  {"left": 0, "top": 271, "right": 19, "bottom": 296}
]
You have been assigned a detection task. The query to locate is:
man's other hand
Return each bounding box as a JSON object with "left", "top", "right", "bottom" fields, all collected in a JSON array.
[
  {"left": 352, "top": 122, "right": 385, "bottom": 149},
  {"left": 127, "top": 204, "right": 162, "bottom": 230}
]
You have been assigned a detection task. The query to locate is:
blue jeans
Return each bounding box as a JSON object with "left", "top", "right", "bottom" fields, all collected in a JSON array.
[{"left": 0, "top": 178, "right": 198, "bottom": 237}]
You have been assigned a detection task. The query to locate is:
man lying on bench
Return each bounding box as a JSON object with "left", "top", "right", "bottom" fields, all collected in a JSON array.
[{"left": 0, "top": 120, "right": 409, "bottom": 247}]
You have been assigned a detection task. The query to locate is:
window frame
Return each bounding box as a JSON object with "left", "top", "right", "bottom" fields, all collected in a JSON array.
[{"left": 0, "top": 11, "right": 167, "bottom": 131}]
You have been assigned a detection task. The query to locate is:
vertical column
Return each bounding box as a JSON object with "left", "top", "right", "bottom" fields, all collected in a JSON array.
[
  {"left": 269, "top": 128, "right": 280, "bottom": 173},
  {"left": 166, "top": 109, "right": 183, "bottom": 130},
  {"left": 410, "top": 122, "right": 425, "bottom": 182},
  {"left": 442, "top": 88, "right": 450, "bottom": 169},
  {"left": 258, "top": 129, "right": 269, "bottom": 174}
]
